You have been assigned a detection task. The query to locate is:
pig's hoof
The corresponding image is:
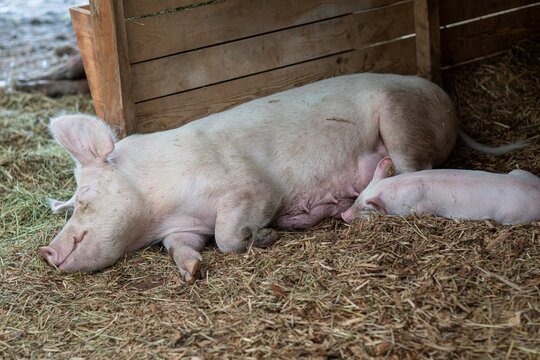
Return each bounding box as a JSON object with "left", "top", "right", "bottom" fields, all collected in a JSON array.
[
  {"left": 252, "top": 228, "right": 279, "bottom": 248},
  {"left": 181, "top": 259, "right": 201, "bottom": 285}
]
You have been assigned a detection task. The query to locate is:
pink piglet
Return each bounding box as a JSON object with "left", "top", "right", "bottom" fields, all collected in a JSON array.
[{"left": 342, "top": 158, "right": 540, "bottom": 225}]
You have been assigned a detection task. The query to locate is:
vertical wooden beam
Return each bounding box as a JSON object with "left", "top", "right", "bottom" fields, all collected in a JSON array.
[
  {"left": 90, "top": 0, "right": 136, "bottom": 137},
  {"left": 414, "top": 0, "right": 441, "bottom": 85},
  {"left": 70, "top": 6, "right": 104, "bottom": 120}
]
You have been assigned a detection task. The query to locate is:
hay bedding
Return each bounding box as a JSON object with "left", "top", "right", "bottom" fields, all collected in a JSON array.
[{"left": 1, "top": 38, "right": 539, "bottom": 359}]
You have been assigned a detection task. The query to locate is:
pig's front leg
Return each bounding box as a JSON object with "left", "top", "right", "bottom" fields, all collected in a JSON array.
[
  {"left": 163, "top": 232, "right": 206, "bottom": 284},
  {"left": 214, "top": 187, "right": 281, "bottom": 253}
]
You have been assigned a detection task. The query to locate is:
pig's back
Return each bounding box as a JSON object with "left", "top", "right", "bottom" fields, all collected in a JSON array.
[
  {"left": 125, "top": 73, "right": 442, "bottom": 175},
  {"left": 172, "top": 73, "right": 438, "bottom": 184}
]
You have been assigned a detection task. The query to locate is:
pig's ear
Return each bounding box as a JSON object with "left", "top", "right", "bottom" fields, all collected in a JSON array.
[
  {"left": 50, "top": 115, "right": 116, "bottom": 166},
  {"left": 366, "top": 197, "right": 386, "bottom": 214},
  {"left": 372, "top": 157, "right": 395, "bottom": 182}
]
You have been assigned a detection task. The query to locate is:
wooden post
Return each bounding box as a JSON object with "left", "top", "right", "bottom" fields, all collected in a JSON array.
[
  {"left": 414, "top": 0, "right": 441, "bottom": 85},
  {"left": 70, "top": 6, "right": 103, "bottom": 119},
  {"left": 90, "top": 0, "right": 136, "bottom": 137}
]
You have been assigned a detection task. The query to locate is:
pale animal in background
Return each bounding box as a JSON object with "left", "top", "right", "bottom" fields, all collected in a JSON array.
[{"left": 342, "top": 157, "right": 540, "bottom": 224}]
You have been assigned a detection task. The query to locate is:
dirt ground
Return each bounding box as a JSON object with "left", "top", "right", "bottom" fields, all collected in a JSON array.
[{"left": 0, "top": 3, "right": 539, "bottom": 358}]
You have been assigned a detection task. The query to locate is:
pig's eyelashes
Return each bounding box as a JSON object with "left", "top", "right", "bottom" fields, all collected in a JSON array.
[
  {"left": 76, "top": 199, "right": 90, "bottom": 211},
  {"left": 76, "top": 186, "right": 92, "bottom": 210}
]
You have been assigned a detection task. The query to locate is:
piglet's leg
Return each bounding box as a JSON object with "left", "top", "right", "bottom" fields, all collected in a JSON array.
[
  {"left": 163, "top": 233, "right": 206, "bottom": 284},
  {"left": 214, "top": 188, "right": 281, "bottom": 253}
]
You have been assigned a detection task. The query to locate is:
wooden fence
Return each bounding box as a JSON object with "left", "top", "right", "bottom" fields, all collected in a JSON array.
[{"left": 70, "top": 0, "right": 540, "bottom": 135}]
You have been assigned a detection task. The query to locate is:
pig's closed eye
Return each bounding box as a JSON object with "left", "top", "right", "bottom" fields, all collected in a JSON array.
[
  {"left": 76, "top": 186, "right": 92, "bottom": 208},
  {"left": 76, "top": 197, "right": 90, "bottom": 210},
  {"left": 77, "top": 200, "right": 88, "bottom": 211}
]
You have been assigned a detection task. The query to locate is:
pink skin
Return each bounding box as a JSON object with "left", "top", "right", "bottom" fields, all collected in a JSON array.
[
  {"left": 342, "top": 158, "right": 540, "bottom": 225},
  {"left": 40, "top": 117, "right": 152, "bottom": 271},
  {"left": 41, "top": 73, "right": 470, "bottom": 281},
  {"left": 274, "top": 151, "right": 386, "bottom": 228}
]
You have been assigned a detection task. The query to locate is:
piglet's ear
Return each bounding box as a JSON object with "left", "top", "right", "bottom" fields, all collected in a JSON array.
[
  {"left": 372, "top": 157, "right": 395, "bottom": 182},
  {"left": 366, "top": 198, "right": 386, "bottom": 215},
  {"left": 50, "top": 115, "right": 115, "bottom": 166}
]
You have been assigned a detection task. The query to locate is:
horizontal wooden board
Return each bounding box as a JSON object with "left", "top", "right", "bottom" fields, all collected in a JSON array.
[
  {"left": 440, "top": 0, "right": 540, "bottom": 25},
  {"left": 134, "top": 37, "right": 416, "bottom": 133},
  {"left": 123, "top": 0, "right": 402, "bottom": 19},
  {"left": 125, "top": 0, "right": 405, "bottom": 64},
  {"left": 131, "top": 17, "right": 353, "bottom": 102},
  {"left": 131, "top": 1, "right": 414, "bottom": 102},
  {"left": 350, "top": 0, "right": 414, "bottom": 48},
  {"left": 124, "top": 0, "right": 202, "bottom": 18},
  {"left": 441, "top": 4, "right": 540, "bottom": 66}
]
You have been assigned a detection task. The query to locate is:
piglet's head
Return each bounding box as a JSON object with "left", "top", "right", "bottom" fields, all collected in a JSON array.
[
  {"left": 40, "top": 115, "right": 146, "bottom": 272},
  {"left": 341, "top": 157, "right": 393, "bottom": 223}
]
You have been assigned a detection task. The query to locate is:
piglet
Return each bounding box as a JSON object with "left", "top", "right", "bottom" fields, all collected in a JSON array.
[{"left": 341, "top": 158, "right": 540, "bottom": 224}]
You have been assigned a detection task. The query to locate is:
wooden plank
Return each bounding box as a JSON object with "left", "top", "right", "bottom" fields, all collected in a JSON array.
[
  {"left": 90, "top": 0, "right": 136, "bottom": 136},
  {"left": 125, "top": 0, "right": 404, "bottom": 64},
  {"left": 70, "top": 6, "right": 106, "bottom": 121},
  {"left": 134, "top": 37, "right": 416, "bottom": 133},
  {"left": 131, "top": 2, "right": 414, "bottom": 102},
  {"left": 131, "top": 17, "right": 353, "bottom": 102},
  {"left": 414, "top": 0, "right": 441, "bottom": 84},
  {"left": 124, "top": 0, "right": 401, "bottom": 19},
  {"left": 440, "top": 0, "right": 539, "bottom": 25},
  {"left": 350, "top": 1, "right": 414, "bottom": 48},
  {"left": 441, "top": 4, "right": 540, "bottom": 66},
  {"left": 124, "top": 0, "right": 201, "bottom": 18}
]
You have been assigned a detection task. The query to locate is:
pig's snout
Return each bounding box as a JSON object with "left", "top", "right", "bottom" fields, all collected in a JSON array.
[{"left": 39, "top": 246, "right": 60, "bottom": 268}]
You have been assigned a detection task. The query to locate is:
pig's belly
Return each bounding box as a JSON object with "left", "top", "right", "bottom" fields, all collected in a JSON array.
[
  {"left": 274, "top": 195, "right": 357, "bottom": 229},
  {"left": 273, "top": 160, "right": 380, "bottom": 229},
  {"left": 273, "top": 153, "right": 385, "bottom": 229}
]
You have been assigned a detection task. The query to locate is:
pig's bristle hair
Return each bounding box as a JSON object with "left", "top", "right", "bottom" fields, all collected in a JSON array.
[
  {"left": 48, "top": 112, "right": 120, "bottom": 143},
  {"left": 94, "top": 116, "right": 120, "bottom": 143},
  {"left": 1, "top": 36, "right": 539, "bottom": 359}
]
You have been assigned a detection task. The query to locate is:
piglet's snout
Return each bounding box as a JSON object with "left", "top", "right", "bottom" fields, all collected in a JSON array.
[
  {"left": 39, "top": 246, "right": 59, "bottom": 267},
  {"left": 341, "top": 208, "right": 356, "bottom": 223}
]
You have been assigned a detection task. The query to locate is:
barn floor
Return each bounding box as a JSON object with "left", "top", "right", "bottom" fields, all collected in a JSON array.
[{"left": 1, "top": 37, "right": 539, "bottom": 359}]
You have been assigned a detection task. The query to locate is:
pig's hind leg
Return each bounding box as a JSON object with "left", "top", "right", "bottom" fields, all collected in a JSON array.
[
  {"left": 214, "top": 186, "right": 282, "bottom": 253},
  {"left": 163, "top": 232, "right": 206, "bottom": 284},
  {"left": 376, "top": 88, "right": 458, "bottom": 173}
]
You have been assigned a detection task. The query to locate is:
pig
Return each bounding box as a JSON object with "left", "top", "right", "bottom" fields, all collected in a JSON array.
[
  {"left": 341, "top": 157, "right": 540, "bottom": 224},
  {"left": 39, "top": 73, "right": 523, "bottom": 282}
]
